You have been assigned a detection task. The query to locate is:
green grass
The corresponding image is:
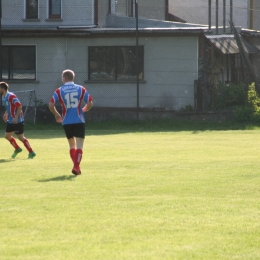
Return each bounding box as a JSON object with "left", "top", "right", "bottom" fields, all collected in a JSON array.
[{"left": 0, "top": 121, "right": 260, "bottom": 259}]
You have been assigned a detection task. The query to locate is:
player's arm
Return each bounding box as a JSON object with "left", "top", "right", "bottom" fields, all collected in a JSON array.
[
  {"left": 49, "top": 99, "right": 62, "bottom": 123},
  {"left": 82, "top": 95, "right": 93, "bottom": 113},
  {"left": 13, "top": 105, "right": 22, "bottom": 124},
  {"left": 3, "top": 111, "right": 8, "bottom": 122}
]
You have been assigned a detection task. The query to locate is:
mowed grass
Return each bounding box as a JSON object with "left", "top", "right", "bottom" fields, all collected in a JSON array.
[{"left": 0, "top": 126, "right": 260, "bottom": 259}]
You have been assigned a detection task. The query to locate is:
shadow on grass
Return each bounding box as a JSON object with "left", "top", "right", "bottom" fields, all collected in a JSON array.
[
  {"left": 1, "top": 118, "right": 259, "bottom": 139},
  {"left": 36, "top": 175, "right": 77, "bottom": 182},
  {"left": 0, "top": 159, "right": 13, "bottom": 163}
]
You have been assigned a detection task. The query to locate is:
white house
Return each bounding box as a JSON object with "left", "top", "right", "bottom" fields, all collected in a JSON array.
[{"left": 1, "top": 0, "right": 208, "bottom": 114}]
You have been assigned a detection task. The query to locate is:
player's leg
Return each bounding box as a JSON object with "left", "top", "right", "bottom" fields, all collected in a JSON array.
[
  {"left": 15, "top": 123, "right": 36, "bottom": 159},
  {"left": 71, "top": 123, "right": 85, "bottom": 175},
  {"left": 73, "top": 124, "right": 85, "bottom": 174},
  {"left": 68, "top": 137, "right": 81, "bottom": 175},
  {"left": 4, "top": 123, "right": 22, "bottom": 158},
  {"left": 70, "top": 137, "right": 84, "bottom": 175},
  {"left": 63, "top": 124, "right": 80, "bottom": 175},
  {"left": 63, "top": 124, "right": 76, "bottom": 164},
  {"left": 74, "top": 137, "right": 84, "bottom": 169},
  {"left": 68, "top": 137, "right": 76, "bottom": 163}
]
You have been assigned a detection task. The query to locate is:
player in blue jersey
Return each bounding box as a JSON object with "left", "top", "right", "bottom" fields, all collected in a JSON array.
[
  {"left": 49, "top": 69, "right": 93, "bottom": 175},
  {"left": 0, "top": 82, "right": 36, "bottom": 159}
]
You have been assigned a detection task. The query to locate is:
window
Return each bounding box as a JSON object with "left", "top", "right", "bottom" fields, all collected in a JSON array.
[
  {"left": 49, "top": 0, "right": 61, "bottom": 19},
  {"left": 89, "top": 46, "right": 144, "bottom": 81},
  {"left": 1, "top": 46, "right": 36, "bottom": 80},
  {"left": 26, "top": 0, "right": 38, "bottom": 19},
  {"left": 110, "top": 0, "right": 134, "bottom": 17}
]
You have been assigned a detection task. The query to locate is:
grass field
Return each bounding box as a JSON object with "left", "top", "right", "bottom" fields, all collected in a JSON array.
[{"left": 0, "top": 121, "right": 260, "bottom": 259}]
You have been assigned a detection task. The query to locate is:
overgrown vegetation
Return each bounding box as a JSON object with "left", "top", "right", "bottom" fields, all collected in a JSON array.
[{"left": 213, "top": 82, "right": 260, "bottom": 124}]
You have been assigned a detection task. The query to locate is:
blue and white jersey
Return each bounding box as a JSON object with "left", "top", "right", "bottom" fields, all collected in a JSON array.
[
  {"left": 2, "top": 91, "right": 24, "bottom": 123},
  {"left": 50, "top": 82, "right": 91, "bottom": 125}
]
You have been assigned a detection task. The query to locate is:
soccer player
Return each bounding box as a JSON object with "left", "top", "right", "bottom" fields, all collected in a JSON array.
[
  {"left": 0, "top": 82, "right": 36, "bottom": 159},
  {"left": 49, "top": 69, "right": 93, "bottom": 175}
]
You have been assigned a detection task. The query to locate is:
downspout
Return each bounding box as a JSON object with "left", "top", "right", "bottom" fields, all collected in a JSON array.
[
  {"left": 135, "top": 0, "right": 139, "bottom": 119},
  {"left": 250, "top": 0, "right": 254, "bottom": 29},
  {"left": 165, "top": 0, "right": 169, "bottom": 21},
  {"left": 223, "top": 0, "right": 226, "bottom": 33},
  {"left": 208, "top": 0, "right": 211, "bottom": 31},
  {"left": 216, "top": 0, "right": 219, "bottom": 34},
  {"left": 230, "top": 0, "right": 233, "bottom": 32}
]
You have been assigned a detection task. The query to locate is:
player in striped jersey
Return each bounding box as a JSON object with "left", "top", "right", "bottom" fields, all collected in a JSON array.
[
  {"left": 0, "top": 82, "right": 36, "bottom": 159},
  {"left": 49, "top": 69, "right": 93, "bottom": 175}
]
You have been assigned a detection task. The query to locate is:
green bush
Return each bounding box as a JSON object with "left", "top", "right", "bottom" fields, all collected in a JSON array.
[
  {"left": 233, "top": 106, "right": 252, "bottom": 123},
  {"left": 233, "top": 83, "right": 260, "bottom": 123},
  {"left": 213, "top": 82, "right": 246, "bottom": 110}
]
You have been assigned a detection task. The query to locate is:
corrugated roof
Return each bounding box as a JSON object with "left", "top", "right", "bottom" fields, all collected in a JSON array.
[{"left": 206, "top": 35, "right": 260, "bottom": 54}]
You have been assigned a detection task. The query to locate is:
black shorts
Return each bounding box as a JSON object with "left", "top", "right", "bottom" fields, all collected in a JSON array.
[
  {"left": 63, "top": 123, "right": 85, "bottom": 139},
  {"left": 6, "top": 122, "right": 24, "bottom": 135}
]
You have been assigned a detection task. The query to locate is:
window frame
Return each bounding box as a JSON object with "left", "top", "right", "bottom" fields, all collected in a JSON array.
[
  {"left": 1, "top": 45, "right": 37, "bottom": 81},
  {"left": 109, "top": 0, "right": 134, "bottom": 17},
  {"left": 25, "top": 0, "right": 39, "bottom": 19},
  {"left": 88, "top": 45, "right": 144, "bottom": 82},
  {"left": 48, "top": 0, "right": 62, "bottom": 19}
]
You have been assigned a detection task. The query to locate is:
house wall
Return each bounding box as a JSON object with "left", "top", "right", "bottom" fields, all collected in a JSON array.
[
  {"left": 138, "top": 0, "right": 166, "bottom": 20},
  {"left": 2, "top": 35, "right": 198, "bottom": 111},
  {"left": 253, "top": 1, "right": 260, "bottom": 30},
  {"left": 2, "top": 0, "right": 95, "bottom": 26},
  {"left": 97, "top": 0, "right": 109, "bottom": 27},
  {"left": 169, "top": 0, "right": 249, "bottom": 29},
  {"left": 97, "top": 0, "right": 167, "bottom": 28}
]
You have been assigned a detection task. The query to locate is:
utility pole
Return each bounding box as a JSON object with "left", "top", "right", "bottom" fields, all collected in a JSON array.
[{"left": 135, "top": 0, "right": 139, "bottom": 120}]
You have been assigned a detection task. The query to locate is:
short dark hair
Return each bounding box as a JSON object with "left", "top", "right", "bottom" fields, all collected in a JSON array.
[{"left": 0, "top": 82, "right": 9, "bottom": 91}]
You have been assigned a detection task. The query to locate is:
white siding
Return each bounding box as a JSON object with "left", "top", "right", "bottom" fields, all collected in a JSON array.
[
  {"left": 2, "top": 0, "right": 95, "bottom": 26},
  {"left": 2, "top": 36, "right": 198, "bottom": 111}
]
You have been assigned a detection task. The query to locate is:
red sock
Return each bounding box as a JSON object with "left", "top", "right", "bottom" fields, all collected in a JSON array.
[
  {"left": 23, "top": 139, "right": 33, "bottom": 153},
  {"left": 74, "top": 149, "right": 83, "bottom": 167},
  {"left": 9, "top": 137, "right": 20, "bottom": 150},
  {"left": 70, "top": 148, "right": 76, "bottom": 163}
]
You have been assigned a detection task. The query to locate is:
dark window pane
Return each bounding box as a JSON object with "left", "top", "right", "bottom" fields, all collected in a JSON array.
[
  {"left": 89, "top": 47, "right": 116, "bottom": 80},
  {"left": 10, "top": 47, "right": 36, "bottom": 79},
  {"left": 26, "top": 0, "right": 38, "bottom": 19},
  {"left": 128, "top": 0, "right": 133, "bottom": 17},
  {"left": 49, "top": 0, "right": 61, "bottom": 18},
  {"left": 1, "top": 46, "right": 36, "bottom": 80},
  {"left": 115, "top": 0, "right": 133, "bottom": 17},
  {"left": 1, "top": 46, "right": 9, "bottom": 80},
  {"left": 88, "top": 46, "right": 144, "bottom": 81},
  {"left": 117, "top": 46, "right": 143, "bottom": 80}
]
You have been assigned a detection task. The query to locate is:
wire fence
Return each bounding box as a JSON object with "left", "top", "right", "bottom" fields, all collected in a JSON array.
[{"left": 1, "top": 0, "right": 260, "bottom": 124}]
